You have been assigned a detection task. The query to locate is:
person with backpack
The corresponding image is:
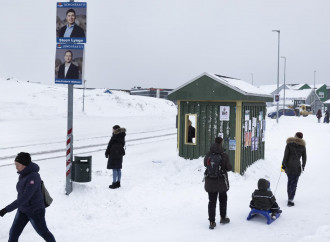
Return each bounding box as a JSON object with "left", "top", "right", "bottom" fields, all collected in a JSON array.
[
  {"left": 0, "top": 152, "right": 56, "bottom": 242},
  {"left": 204, "top": 137, "right": 232, "bottom": 230},
  {"left": 281, "top": 132, "right": 307, "bottom": 207},
  {"left": 105, "top": 125, "right": 126, "bottom": 189}
]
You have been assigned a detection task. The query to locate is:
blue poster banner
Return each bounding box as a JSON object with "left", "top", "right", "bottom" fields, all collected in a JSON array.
[
  {"left": 56, "top": 2, "right": 87, "bottom": 44},
  {"left": 55, "top": 44, "right": 84, "bottom": 85}
]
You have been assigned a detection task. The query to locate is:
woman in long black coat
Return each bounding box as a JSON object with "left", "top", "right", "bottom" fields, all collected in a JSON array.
[
  {"left": 281, "top": 132, "right": 306, "bottom": 207},
  {"left": 105, "top": 125, "right": 126, "bottom": 189}
]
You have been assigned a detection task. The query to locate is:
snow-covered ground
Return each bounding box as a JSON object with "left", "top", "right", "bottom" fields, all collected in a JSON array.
[{"left": 0, "top": 78, "right": 330, "bottom": 242}]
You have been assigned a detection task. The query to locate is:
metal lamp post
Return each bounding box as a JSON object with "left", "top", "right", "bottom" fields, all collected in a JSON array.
[
  {"left": 250, "top": 73, "right": 254, "bottom": 85},
  {"left": 281, "top": 56, "right": 286, "bottom": 115},
  {"left": 272, "top": 30, "right": 280, "bottom": 123}
]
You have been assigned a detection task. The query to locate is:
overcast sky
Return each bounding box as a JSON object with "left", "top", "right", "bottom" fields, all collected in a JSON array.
[{"left": 0, "top": 0, "right": 329, "bottom": 89}]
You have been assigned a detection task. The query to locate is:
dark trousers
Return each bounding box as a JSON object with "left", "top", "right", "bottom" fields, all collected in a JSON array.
[
  {"left": 208, "top": 192, "right": 227, "bottom": 222},
  {"left": 8, "top": 209, "right": 56, "bottom": 242},
  {"left": 287, "top": 174, "right": 300, "bottom": 201}
]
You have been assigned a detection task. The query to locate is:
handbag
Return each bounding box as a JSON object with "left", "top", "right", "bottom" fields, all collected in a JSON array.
[{"left": 41, "top": 180, "right": 53, "bottom": 207}]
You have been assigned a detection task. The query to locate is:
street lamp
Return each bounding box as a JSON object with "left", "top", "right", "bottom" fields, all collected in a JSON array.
[
  {"left": 314, "top": 70, "right": 316, "bottom": 113},
  {"left": 281, "top": 56, "right": 286, "bottom": 115},
  {"left": 250, "top": 73, "right": 254, "bottom": 85},
  {"left": 272, "top": 30, "right": 280, "bottom": 123}
]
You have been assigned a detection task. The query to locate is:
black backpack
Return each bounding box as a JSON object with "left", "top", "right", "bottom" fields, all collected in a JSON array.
[{"left": 206, "top": 153, "right": 222, "bottom": 178}]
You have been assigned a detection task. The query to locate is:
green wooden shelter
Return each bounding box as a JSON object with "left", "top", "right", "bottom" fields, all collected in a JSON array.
[{"left": 168, "top": 73, "right": 273, "bottom": 174}]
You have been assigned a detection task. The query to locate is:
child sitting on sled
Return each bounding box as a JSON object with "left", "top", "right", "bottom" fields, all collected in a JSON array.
[{"left": 249, "top": 178, "right": 282, "bottom": 219}]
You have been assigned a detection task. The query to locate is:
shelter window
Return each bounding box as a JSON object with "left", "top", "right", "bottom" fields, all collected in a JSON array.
[{"left": 185, "top": 114, "right": 197, "bottom": 145}]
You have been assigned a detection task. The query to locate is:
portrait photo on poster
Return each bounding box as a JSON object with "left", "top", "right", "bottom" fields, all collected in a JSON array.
[
  {"left": 55, "top": 44, "right": 84, "bottom": 85},
  {"left": 56, "top": 2, "right": 87, "bottom": 43}
]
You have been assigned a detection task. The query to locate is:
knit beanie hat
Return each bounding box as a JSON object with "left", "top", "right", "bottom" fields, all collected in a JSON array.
[
  {"left": 113, "top": 125, "right": 120, "bottom": 130},
  {"left": 215, "top": 137, "right": 223, "bottom": 144},
  {"left": 15, "top": 152, "right": 31, "bottom": 166},
  {"left": 295, "top": 132, "right": 303, "bottom": 139}
]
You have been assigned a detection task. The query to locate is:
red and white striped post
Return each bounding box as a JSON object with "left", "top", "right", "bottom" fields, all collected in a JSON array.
[
  {"left": 65, "top": 83, "right": 74, "bottom": 195},
  {"left": 66, "top": 128, "right": 73, "bottom": 177}
]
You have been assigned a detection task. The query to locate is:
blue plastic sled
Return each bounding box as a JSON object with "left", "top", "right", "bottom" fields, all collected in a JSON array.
[{"left": 247, "top": 209, "right": 280, "bottom": 225}]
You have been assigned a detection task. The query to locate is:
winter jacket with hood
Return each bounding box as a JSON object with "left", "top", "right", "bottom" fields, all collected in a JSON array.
[
  {"left": 204, "top": 143, "right": 232, "bottom": 193},
  {"left": 106, "top": 128, "right": 126, "bottom": 169},
  {"left": 282, "top": 137, "right": 307, "bottom": 176},
  {"left": 5, "top": 162, "right": 44, "bottom": 215},
  {"left": 250, "top": 178, "right": 276, "bottom": 211}
]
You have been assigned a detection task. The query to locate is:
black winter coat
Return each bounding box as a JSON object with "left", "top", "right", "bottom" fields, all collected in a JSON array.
[
  {"left": 105, "top": 128, "right": 126, "bottom": 169},
  {"left": 59, "top": 24, "right": 86, "bottom": 38},
  {"left": 282, "top": 137, "right": 307, "bottom": 176},
  {"left": 6, "top": 163, "right": 45, "bottom": 215},
  {"left": 250, "top": 178, "right": 276, "bottom": 211},
  {"left": 204, "top": 143, "right": 232, "bottom": 193}
]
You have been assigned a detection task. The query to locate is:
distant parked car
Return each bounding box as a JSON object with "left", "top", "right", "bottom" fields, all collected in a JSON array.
[{"left": 268, "top": 109, "right": 296, "bottom": 119}]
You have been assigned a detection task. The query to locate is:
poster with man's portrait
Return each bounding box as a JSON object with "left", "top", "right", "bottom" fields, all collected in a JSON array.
[
  {"left": 55, "top": 44, "right": 84, "bottom": 85},
  {"left": 56, "top": 2, "right": 87, "bottom": 43}
]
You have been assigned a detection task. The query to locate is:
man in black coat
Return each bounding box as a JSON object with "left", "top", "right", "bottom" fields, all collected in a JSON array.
[
  {"left": 204, "top": 137, "right": 232, "bottom": 229},
  {"left": 0, "top": 152, "right": 56, "bottom": 241},
  {"left": 282, "top": 132, "right": 307, "bottom": 207},
  {"left": 105, "top": 125, "right": 126, "bottom": 189},
  {"left": 57, "top": 50, "right": 79, "bottom": 79},
  {"left": 58, "top": 9, "right": 85, "bottom": 38}
]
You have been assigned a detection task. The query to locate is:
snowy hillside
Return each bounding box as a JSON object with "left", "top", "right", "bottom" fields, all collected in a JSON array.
[{"left": 0, "top": 79, "right": 330, "bottom": 242}]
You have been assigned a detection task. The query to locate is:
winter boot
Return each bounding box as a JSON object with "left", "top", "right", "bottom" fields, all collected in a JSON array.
[
  {"left": 209, "top": 221, "right": 216, "bottom": 230},
  {"left": 271, "top": 213, "right": 277, "bottom": 219},
  {"left": 116, "top": 181, "right": 121, "bottom": 188},
  {"left": 287, "top": 200, "right": 295, "bottom": 207},
  {"left": 109, "top": 182, "right": 118, "bottom": 189},
  {"left": 220, "top": 217, "right": 230, "bottom": 224}
]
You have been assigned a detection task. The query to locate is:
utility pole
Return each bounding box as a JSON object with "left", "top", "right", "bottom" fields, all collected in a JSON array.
[{"left": 272, "top": 30, "right": 280, "bottom": 123}]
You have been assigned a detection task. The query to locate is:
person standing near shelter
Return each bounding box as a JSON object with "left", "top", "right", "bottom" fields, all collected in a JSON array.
[
  {"left": 204, "top": 137, "right": 232, "bottom": 229},
  {"left": 105, "top": 125, "right": 126, "bottom": 189},
  {"left": 0, "top": 152, "right": 56, "bottom": 242},
  {"left": 316, "top": 109, "right": 322, "bottom": 123},
  {"left": 281, "top": 132, "right": 307, "bottom": 207}
]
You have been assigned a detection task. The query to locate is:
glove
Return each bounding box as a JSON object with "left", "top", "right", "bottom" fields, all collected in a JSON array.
[
  {"left": 281, "top": 165, "right": 285, "bottom": 172},
  {"left": 302, "top": 166, "right": 305, "bottom": 171},
  {"left": 105, "top": 152, "right": 108, "bottom": 159},
  {"left": 0, "top": 208, "right": 7, "bottom": 217}
]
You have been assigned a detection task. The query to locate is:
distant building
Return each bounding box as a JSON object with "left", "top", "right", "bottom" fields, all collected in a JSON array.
[
  {"left": 286, "top": 83, "right": 311, "bottom": 90},
  {"left": 130, "top": 87, "right": 173, "bottom": 99}
]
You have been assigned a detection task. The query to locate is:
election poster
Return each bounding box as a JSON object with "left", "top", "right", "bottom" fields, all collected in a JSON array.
[
  {"left": 55, "top": 44, "right": 84, "bottom": 85},
  {"left": 56, "top": 2, "right": 87, "bottom": 43}
]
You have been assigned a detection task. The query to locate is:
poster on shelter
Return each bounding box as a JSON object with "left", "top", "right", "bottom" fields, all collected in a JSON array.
[
  {"left": 244, "top": 132, "right": 252, "bottom": 147},
  {"left": 252, "top": 117, "right": 257, "bottom": 127},
  {"left": 57, "top": 2, "right": 87, "bottom": 43},
  {"left": 229, "top": 139, "right": 236, "bottom": 150},
  {"left": 55, "top": 44, "right": 84, "bottom": 85},
  {"left": 245, "top": 110, "right": 250, "bottom": 121},
  {"left": 220, "top": 106, "right": 230, "bottom": 121},
  {"left": 252, "top": 137, "right": 259, "bottom": 151},
  {"left": 257, "top": 123, "right": 260, "bottom": 137}
]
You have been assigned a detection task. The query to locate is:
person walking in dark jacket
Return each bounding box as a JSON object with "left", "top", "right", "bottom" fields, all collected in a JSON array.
[
  {"left": 316, "top": 109, "right": 322, "bottom": 123},
  {"left": 249, "top": 178, "right": 281, "bottom": 218},
  {"left": 324, "top": 110, "right": 329, "bottom": 123},
  {"left": 204, "top": 137, "right": 232, "bottom": 229},
  {"left": 282, "top": 132, "right": 307, "bottom": 207},
  {"left": 105, "top": 125, "right": 126, "bottom": 189},
  {"left": 0, "top": 152, "right": 56, "bottom": 242}
]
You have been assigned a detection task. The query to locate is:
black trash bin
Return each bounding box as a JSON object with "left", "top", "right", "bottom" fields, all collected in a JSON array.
[{"left": 72, "top": 156, "right": 92, "bottom": 182}]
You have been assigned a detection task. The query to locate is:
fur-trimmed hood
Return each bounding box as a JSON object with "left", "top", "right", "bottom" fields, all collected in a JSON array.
[
  {"left": 113, "top": 128, "right": 126, "bottom": 135},
  {"left": 286, "top": 137, "right": 305, "bottom": 146}
]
